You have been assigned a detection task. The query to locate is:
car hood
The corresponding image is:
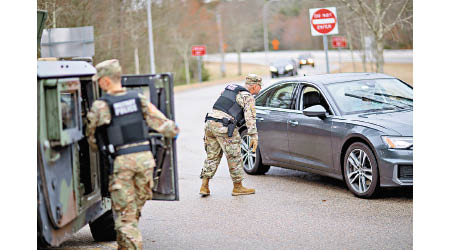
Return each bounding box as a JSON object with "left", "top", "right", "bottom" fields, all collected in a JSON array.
[{"left": 344, "top": 109, "right": 412, "bottom": 136}]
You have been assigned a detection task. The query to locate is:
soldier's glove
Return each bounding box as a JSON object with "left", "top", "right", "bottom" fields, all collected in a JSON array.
[
  {"left": 174, "top": 123, "right": 180, "bottom": 139},
  {"left": 88, "top": 137, "right": 98, "bottom": 152},
  {"left": 249, "top": 136, "right": 258, "bottom": 153}
]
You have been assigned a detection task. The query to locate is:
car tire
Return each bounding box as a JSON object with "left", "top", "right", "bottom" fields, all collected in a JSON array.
[
  {"left": 312, "top": 63, "right": 315, "bottom": 68},
  {"left": 240, "top": 129, "right": 270, "bottom": 175},
  {"left": 343, "top": 142, "right": 379, "bottom": 198},
  {"left": 89, "top": 209, "right": 117, "bottom": 242}
]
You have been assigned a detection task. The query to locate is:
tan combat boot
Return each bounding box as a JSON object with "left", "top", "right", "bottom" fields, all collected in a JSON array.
[
  {"left": 199, "top": 178, "right": 210, "bottom": 197},
  {"left": 232, "top": 181, "right": 255, "bottom": 196}
]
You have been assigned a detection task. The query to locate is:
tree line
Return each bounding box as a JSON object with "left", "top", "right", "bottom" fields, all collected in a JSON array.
[{"left": 37, "top": 0, "right": 412, "bottom": 84}]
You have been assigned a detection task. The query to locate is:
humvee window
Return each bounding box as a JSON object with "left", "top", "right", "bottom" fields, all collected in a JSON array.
[
  {"left": 45, "top": 77, "right": 83, "bottom": 146},
  {"left": 60, "top": 93, "right": 76, "bottom": 129}
]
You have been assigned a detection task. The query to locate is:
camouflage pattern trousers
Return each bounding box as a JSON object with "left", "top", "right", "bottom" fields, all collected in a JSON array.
[
  {"left": 200, "top": 120, "right": 244, "bottom": 183},
  {"left": 109, "top": 151, "right": 155, "bottom": 250}
]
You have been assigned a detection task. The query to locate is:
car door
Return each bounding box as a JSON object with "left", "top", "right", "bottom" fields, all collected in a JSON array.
[
  {"left": 287, "top": 84, "right": 334, "bottom": 172},
  {"left": 255, "top": 82, "right": 298, "bottom": 165},
  {"left": 121, "top": 74, "right": 179, "bottom": 201}
]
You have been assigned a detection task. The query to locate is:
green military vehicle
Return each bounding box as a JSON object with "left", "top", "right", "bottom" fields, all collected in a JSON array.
[{"left": 37, "top": 10, "right": 179, "bottom": 247}]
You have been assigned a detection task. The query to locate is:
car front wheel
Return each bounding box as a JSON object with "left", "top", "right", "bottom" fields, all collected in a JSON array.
[
  {"left": 240, "top": 129, "right": 270, "bottom": 175},
  {"left": 343, "top": 142, "right": 379, "bottom": 198}
]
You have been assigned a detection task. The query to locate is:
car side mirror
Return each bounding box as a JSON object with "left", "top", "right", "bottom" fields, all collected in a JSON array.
[{"left": 303, "top": 105, "right": 327, "bottom": 118}]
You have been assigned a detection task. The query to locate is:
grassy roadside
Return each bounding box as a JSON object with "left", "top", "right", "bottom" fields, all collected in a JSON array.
[
  {"left": 332, "top": 62, "right": 413, "bottom": 85},
  {"left": 174, "top": 62, "right": 268, "bottom": 93},
  {"left": 174, "top": 61, "right": 413, "bottom": 93}
]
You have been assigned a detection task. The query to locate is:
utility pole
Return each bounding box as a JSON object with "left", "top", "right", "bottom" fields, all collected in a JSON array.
[
  {"left": 263, "top": 0, "right": 279, "bottom": 65},
  {"left": 216, "top": 11, "right": 226, "bottom": 77},
  {"left": 147, "top": 0, "right": 156, "bottom": 74}
]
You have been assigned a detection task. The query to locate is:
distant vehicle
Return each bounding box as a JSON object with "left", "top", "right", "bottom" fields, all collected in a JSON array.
[
  {"left": 239, "top": 73, "right": 413, "bottom": 198},
  {"left": 269, "top": 58, "right": 298, "bottom": 78},
  {"left": 298, "top": 54, "right": 315, "bottom": 68}
]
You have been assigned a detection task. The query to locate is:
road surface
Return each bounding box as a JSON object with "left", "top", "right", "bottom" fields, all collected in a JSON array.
[{"left": 47, "top": 74, "right": 413, "bottom": 250}]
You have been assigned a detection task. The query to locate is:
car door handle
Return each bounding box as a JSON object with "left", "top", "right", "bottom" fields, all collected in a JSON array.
[
  {"left": 288, "top": 120, "right": 299, "bottom": 126},
  {"left": 256, "top": 117, "right": 265, "bottom": 121}
]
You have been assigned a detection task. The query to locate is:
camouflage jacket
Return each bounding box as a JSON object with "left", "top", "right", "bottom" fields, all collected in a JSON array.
[
  {"left": 86, "top": 88, "right": 178, "bottom": 151},
  {"left": 209, "top": 89, "right": 258, "bottom": 140}
]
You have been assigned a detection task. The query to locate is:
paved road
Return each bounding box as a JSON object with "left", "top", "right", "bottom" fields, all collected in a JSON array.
[
  {"left": 205, "top": 49, "right": 412, "bottom": 76},
  {"left": 49, "top": 74, "right": 412, "bottom": 250}
]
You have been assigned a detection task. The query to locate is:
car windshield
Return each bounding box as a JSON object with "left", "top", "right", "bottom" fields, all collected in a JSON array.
[
  {"left": 272, "top": 59, "right": 291, "bottom": 65},
  {"left": 325, "top": 78, "right": 413, "bottom": 115}
]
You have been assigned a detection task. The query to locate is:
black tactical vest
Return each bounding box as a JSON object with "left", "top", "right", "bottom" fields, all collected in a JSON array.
[
  {"left": 212, "top": 84, "right": 250, "bottom": 126},
  {"left": 99, "top": 90, "right": 149, "bottom": 149}
]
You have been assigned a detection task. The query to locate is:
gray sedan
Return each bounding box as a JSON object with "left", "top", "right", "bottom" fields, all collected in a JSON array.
[{"left": 239, "top": 73, "right": 413, "bottom": 198}]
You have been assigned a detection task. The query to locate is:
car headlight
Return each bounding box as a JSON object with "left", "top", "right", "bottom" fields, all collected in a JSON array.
[
  {"left": 300, "top": 59, "right": 307, "bottom": 64},
  {"left": 381, "top": 136, "right": 413, "bottom": 149},
  {"left": 285, "top": 64, "right": 293, "bottom": 71},
  {"left": 270, "top": 66, "right": 277, "bottom": 72},
  {"left": 307, "top": 58, "right": 314, "bottom": 63}
]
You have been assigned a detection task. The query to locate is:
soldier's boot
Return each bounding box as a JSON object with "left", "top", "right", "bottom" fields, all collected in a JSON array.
[
  {"left": 232, "top": 181, "right": 255, "bottom": 196},
  {"left": 199, "top": 178, "right": 210, "bottom": 197}
]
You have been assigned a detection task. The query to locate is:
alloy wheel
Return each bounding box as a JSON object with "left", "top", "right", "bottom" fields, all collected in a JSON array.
[
  {"left": 346, "top": 148, "right": 373, "bottom": 194},
  {"left": 241, "top": 135, "right": 256, "bottom": 171}
]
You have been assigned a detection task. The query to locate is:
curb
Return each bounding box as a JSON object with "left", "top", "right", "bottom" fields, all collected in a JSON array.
[{"left": 174, "top": 75, "right": 268, "bottom": 93}]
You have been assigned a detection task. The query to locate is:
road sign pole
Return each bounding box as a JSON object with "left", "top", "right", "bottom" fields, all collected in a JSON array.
[
  {"left": 323, "top": 35, "right": 330, "bottom": 73},
  {"left": 198, "top": 56, "right": 202, "bottom": 83},
  {"left": 338, "top": 47, "right": 342, "bottom": 73}
]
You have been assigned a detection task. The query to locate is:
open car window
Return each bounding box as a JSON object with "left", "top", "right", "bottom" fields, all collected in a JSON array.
[{"left": 298, "top": 85, "right": 332, "bottom": 114}]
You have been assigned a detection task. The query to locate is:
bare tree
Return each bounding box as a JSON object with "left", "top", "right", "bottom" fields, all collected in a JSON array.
[
  {"left": 339, "top": 0, "right": 413, "bottom": 72},
  {"left": 222, "top": 1, "right": 259, "bottom": 75}
]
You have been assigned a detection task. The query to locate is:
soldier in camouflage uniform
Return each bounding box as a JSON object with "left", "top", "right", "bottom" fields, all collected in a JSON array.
[
  {"left": 86, "top": 59, "right": 179, "bottom": 250},
  {"left": 200, "top": 74, "right": 262, "bottom": 196}
]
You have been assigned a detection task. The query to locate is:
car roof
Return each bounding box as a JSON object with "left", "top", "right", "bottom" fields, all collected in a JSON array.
[{"left": 292, "top": 72, "right": 396, "bottom": 85}]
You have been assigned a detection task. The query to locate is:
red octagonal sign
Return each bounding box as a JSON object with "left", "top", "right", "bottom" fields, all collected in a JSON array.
[{"left": 311, "top": 8, "right": 337, "bottom": 34}]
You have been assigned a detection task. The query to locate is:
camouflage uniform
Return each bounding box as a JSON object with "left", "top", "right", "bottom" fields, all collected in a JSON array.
[
  {"left": 200, "top": 75, "right": 260, "bottom": 183},
  {"left": 87, "top": 59, "right": 177, "bottom": 250}
]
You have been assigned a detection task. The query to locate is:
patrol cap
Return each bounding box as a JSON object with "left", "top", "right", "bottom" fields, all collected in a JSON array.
[
  {"left": 92, "top": 59, "right": 122, "bottom": 82},
  {"left": 245, "top": 73, "right": 263, "bottom": 86}
]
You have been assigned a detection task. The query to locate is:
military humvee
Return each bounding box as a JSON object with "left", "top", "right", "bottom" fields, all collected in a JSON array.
[{"left": 37, "top": 10, "right": 179, "bottom": 247}]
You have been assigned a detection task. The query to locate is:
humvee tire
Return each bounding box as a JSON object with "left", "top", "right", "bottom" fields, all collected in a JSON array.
[{"left": 89, "top": 209, "right": 117, "bottom": 241}]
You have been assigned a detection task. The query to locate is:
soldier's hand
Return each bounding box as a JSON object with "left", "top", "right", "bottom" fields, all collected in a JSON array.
[
  {"left": 88, "top": 137, "right": 98, "bottom": 152},
  {"left": 174, "top": 124, "right": 180, "bottom": 139},
  {"left": 250, "top": 137, "right": 258, "bottom": 153}
]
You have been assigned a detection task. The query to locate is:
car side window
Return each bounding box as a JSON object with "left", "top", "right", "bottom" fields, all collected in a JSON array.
[
  {"left": 255, "top": 88, "right": 274, "bottom": 107},
  {"left": 299, "top": 85, "right": 331, "bottom": 114},
  {"left": 266, "top": 83, "right": 297, "bottom": 109}
]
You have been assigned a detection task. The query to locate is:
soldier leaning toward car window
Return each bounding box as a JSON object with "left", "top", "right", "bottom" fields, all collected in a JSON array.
[
  {"left": 200, "top": 74, "right": 262, "bottom": 196},
  {"left": 86, "top": 59, "right": 179, "bottom": 250}
]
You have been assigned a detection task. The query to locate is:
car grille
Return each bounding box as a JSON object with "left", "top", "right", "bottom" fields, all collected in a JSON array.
[{"left": 398, "top": 165, "right": 413, "bottom": 180}]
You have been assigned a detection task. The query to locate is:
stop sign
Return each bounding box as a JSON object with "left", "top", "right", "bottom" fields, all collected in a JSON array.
[{"left": 309, "top": 7, "right": 339, "bottom": 36}]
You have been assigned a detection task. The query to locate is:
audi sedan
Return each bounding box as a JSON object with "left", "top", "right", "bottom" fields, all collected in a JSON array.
[{"left": 239, "top": 73, "right": 413, "bottom": 198}]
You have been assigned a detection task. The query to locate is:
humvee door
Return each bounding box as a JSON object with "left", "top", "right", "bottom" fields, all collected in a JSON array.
[{"left": 121, "top": 74, "right": 179, "bottom": 201}]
